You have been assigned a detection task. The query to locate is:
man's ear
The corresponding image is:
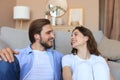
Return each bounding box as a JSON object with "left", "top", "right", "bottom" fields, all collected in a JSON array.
[{"left": 34, "top": 34, "right": 40, "bottom": 40}]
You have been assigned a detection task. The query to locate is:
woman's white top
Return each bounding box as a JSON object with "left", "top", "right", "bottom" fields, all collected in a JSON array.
[
  {"left": 25, "top": 50, "right": 54, "bottom": 80},
  {"left": 62, "top": 54, "right": 110, "bottom": 80}
]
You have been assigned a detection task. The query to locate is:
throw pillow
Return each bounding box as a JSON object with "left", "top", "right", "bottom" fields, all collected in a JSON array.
[
  {"left": 92, "top": 31, "right": 104, "bottom": 45},
  {"left": 98, "top": 36, "right": 120, "bottom": 60}
]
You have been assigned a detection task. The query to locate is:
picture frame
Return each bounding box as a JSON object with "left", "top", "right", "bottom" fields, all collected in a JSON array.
[{"left": 68, "top": 8, "right": 83, "bottom": 26}]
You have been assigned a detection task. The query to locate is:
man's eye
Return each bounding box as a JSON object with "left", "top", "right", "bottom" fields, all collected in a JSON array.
[
  {"left": 47, "top": 32, "right": 50, "bottom": 34},
  {"left": 46, "top": 31, "right": 51, "bottom": 34}
]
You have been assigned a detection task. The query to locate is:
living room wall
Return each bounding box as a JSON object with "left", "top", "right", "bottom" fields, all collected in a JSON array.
[
  {"left": 16, "top": 0, "right": 99, "bottom": 31},
  {"left": 0, "top": 0, "right": 99, "bottom": 31},
  {"left": 0, "top": 0, "right": 16, "bottom": 28}
]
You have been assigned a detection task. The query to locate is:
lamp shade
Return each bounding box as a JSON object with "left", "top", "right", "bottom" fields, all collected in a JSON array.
[{"left": 13, "top": 6, "right": 30, "bottom": 20}]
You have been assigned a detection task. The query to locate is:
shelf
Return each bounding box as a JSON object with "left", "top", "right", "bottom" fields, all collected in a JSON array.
[{"left": 52, "top": 25, "right": 76, "bottom": 32}]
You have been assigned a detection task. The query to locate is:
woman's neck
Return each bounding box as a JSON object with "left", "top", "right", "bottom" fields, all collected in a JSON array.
[{"left": 77, "top": 46, "right": 90, "bottom": 60}]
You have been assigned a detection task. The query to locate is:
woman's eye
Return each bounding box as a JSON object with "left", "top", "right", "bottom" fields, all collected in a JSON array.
[{"left": 74, "top": 34, "right": 78, "bottom": 36}]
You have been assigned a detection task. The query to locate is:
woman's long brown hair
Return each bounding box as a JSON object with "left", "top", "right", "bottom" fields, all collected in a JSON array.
[{"left": 71, "top": 26, "right": 101, "bottom": 56}]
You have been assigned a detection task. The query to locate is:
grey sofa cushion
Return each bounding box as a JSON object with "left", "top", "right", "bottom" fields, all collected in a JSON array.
[
  {"left": 0, "top": 36, "right": 10, "bottom": 49},
  {"left": 54, "top": 31, "right": 104, "bottom": 55},
  {"left": 108, "top": 61, "right": 120, "bottom": 80},
  {"left": 54, "top": 31, "right": 72, "bottom": 55},
  {"left": 92, "top": 31, "right": 104, "bottom": 44},
  {"left": 0, "top": 27, "right": 30, "bottom": 49}
]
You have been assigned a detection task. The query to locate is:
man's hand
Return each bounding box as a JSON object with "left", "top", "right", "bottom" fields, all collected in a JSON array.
[{"left": 0, "top": 48, "right": 18, "bottom": 63}]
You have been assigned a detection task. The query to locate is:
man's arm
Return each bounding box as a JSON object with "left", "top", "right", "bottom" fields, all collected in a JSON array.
[{"left": 0, "top": 48, "right": 18, "bottom": 62}]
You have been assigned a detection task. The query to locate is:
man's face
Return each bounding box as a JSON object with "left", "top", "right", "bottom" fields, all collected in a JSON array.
[{"left": 39, "top": 24, "right": 55, "bottom": 49}]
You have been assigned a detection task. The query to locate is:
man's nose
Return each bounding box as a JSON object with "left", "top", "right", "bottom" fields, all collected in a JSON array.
[{"left": 51, "top": 33, "right": 55, "bottom": 38}]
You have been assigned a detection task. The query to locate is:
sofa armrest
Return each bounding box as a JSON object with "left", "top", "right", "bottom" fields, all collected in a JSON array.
[{"left": 108, "top": 61, "right": 120, "bottom": 80}]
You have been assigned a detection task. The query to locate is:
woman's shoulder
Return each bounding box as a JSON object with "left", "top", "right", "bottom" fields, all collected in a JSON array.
[
  {"left": 62, "top": 54, "right": 75, "bottom": 67},
  {"left": 62, "top": 54, "right": 75, "bottom": 62},
  {"left": 91, "top": 55, "right": 106, "bottom": 63},
  {"left": 63, "top": 54, "right": 74, "bottom": 59}
]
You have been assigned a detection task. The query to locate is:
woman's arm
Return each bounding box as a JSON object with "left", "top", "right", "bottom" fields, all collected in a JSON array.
[
  {"left": 103, "top": 57, "right": 114, "bottom": 80},
  {"left": 110, "top": 73, "right": 114, "bottom": 80},
  {"left": 105, "top": 58, "right": 114, "bottom": 80},
  {"left": 62, "top": 66, "right": 72, "bottom": 80}
]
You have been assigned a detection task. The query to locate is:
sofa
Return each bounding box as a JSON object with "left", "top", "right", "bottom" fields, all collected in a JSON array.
[{"left": 0, "top": 26, "right": 120, "bottom": 80}]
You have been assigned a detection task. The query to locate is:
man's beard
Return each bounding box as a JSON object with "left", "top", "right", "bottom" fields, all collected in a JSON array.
[{"left": 40, "top": 38, "right": 53, "bottom": 50}]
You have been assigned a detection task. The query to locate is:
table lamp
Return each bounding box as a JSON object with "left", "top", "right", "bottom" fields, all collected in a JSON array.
[{"left": 13, "top": 6, "right": 30, "bottom": 28}]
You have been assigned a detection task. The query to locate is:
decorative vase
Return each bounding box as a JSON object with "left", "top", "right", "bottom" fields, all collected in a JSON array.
[
  {"left": 51, "top": 16, "right": 56, "bottom": 26},
  {"left": 56, "top": 18, "right": 63, "bottom": 25}
]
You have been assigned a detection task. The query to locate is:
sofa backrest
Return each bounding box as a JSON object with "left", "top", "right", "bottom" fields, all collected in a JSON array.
[
  {"left": 54, "top": 31, "right": 72, "bottom": 55},
  {"left": 0, "top": 27, "right": 30, "bottom": 49},
  {"left": 54, "top": 31, "right": 104, "bottom": 55},
  {"left": 0, "top": 27, "right": 104, "bottom": 55}
]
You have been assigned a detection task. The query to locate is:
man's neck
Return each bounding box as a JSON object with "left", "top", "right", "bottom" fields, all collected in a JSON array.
[{"left": 31, "top": 43, "right": 45, "bottom": 51}]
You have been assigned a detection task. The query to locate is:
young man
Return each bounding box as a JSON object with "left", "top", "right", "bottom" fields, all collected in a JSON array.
[{"left": 0, "top": 19, "right": 63, "bottom": 80}]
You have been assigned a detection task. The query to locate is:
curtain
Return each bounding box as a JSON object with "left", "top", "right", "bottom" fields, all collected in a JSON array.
[{"left": 104, "top": 0, "right": 120, "bottom": 40}]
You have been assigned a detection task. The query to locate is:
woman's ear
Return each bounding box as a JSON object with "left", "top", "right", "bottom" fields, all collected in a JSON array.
[{"left": 84, "top": 36, "right": 89, "bottom": 41}]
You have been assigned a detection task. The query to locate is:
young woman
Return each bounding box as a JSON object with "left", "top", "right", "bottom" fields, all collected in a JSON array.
[{"left": 62, "top": 26, "right": 110, "bottom": 80}]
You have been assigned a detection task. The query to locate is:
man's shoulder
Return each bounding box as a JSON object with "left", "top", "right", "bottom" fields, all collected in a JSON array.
[
  {"left": 53, "top": 50, "right": 63, "bottom": 55},
  {"left": 15, "top": 46, "right": 32, "bottom": 55}
]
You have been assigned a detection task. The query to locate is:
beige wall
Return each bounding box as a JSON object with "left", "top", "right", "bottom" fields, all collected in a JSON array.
[
  {"left": 67, "top": 0, "right": 99, "bottom": 31},
  {"left": 16, "top": 0, "right": 99, "bottom": 31},
  {"left": 0, "top": 0, "right": 16, "bottom": 28},
  {"left": 0, "top": 0, "right": 99, "bottom": 31},
  {"left": 16, "top": 0, "right": 48, "bottom": 29}
]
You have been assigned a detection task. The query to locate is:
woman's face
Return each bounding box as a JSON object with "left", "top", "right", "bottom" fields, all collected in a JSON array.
[{"left": 71, "top": 29, "right": 88, "bottom": 49}]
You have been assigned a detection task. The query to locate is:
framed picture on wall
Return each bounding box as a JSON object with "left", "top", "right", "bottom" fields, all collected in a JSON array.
[{"left": 68, "top": 8, "right": 83, "bottom": 26}]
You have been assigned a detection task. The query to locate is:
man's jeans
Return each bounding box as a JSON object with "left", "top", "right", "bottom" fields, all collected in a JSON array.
[{"left": 0, "top": 56, "right": 20, "bottom": 80}]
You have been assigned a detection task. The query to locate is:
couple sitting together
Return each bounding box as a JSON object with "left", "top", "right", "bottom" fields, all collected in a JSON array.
[{"left": 0, "top": 19, "right": 113, "bottom": 80}]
